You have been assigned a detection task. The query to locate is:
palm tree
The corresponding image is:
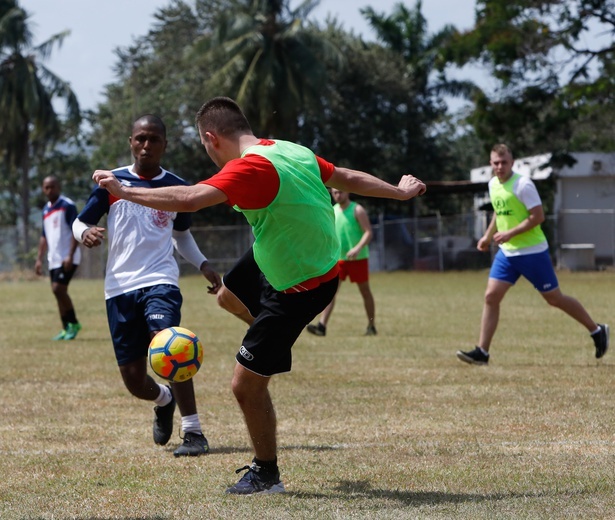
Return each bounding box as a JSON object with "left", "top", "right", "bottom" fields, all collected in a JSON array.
[
  {"left": 0, "top": 0, "right": 80, "bottom": 259},
  {"left": 361, "top": 1, "right": 479, "bottom": 179},
  {"left": 194, "top": 0, "right": 342, "bottom": 138}
]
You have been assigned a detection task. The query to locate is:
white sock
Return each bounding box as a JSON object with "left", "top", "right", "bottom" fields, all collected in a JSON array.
[
  {"left": 181, "top": 414, "right": 202, "bottom": 434},
  {"left": 154, "top": 384, "right": 172, "bottom": 406},
  {"left": 590, "top": 326, "right": 601, "bottom": 335},
  {"left": 478, "top": 347, "right": 489, "bottom": 356}
]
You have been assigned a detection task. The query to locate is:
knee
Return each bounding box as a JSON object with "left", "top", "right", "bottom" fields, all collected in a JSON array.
[
  {"left": 217, "top": 287, "right": 238, "bottom": 313},
  {"left": 484, "top": 291, "right": 500, "bottom": 307},
  {"left": 231, "top": 371, "right": 266, "bottom": 407},
  {"left": 231, "top": 376, "right": 251, "bottom": 405},
  {"left": 51, "top": 284, "right": 67, "bottom": 298}
]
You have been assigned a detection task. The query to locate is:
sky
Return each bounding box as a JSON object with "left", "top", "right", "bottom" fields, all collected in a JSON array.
[{"left": 20, "top": 0, "right": 477, "bottom": 112}]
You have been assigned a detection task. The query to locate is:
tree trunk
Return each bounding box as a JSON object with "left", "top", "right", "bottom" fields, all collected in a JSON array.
[{"left": 18, "top": 127, "right": 31, "bottom": 265}]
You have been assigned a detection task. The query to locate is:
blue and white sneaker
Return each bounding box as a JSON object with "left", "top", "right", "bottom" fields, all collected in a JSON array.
[{"left": 225, "top": 461, "right": 285, "bottom": 495}]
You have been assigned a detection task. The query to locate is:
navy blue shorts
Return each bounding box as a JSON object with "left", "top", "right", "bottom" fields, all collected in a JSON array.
[
  {"left": 49, "top": 265, "right": 78, "bottom": 285},
  {"left": 490, "top": 249, "right": 559, "bottom": 293},
  {"left": 106, "top": 284, "right": 182, "bottom": 366},
  {"left": 224, "top": 248, "right": 338, "bottom": 377}
]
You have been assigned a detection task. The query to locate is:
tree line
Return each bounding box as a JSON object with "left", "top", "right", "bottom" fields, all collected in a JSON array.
[{"left": 1, "top": 0, "right": 613, "bottom": 262}]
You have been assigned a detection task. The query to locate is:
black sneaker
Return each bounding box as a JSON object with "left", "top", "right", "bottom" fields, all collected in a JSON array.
[
  {"left": 153, "top": 387, "right": 175, "bottom": 446},
  {"left": 173, "top": 432, "right": 209, "bottom": 457},
  {"left": 456, "top": 346, "right": 489, "bottom": 365},
  {"left": 307, "top": 323, "right": 326, "bottom": 336},
  {"left": 225, "top": 462, "right": 285, "bottom": 495},
  {"left": 365, "top": 324, "right": 377, "bottom": 336},
  {"left": 592, "top": 323, "right": 609, "bottom": 359}
]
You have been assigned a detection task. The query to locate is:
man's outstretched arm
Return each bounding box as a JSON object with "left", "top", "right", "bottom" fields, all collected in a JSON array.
[
  {"left": 92, "top": 170, "right": 228, "bottom": 212},
  {"left": 325, "top": 166, "right": 426, "bottom": 201}
]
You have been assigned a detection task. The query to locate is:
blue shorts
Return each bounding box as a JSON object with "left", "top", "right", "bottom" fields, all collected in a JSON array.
[
  {"left": 489, "top": 249, "right": 559, "bottom": 293},
  {"left": 106, "top": 284, "right": 182, "bottom": 366}
]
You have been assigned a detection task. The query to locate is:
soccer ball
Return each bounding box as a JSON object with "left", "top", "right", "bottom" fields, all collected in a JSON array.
[{"left": 148, "top": 326, "right": 203, "bottom": 383}]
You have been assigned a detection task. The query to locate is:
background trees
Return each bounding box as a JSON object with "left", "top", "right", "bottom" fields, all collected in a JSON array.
[
  {"left": 1, "top": 0, "right": 614, "bottom": 263},
  {"left": 0, "top": 0, "right": 80, "bottom": 260}
]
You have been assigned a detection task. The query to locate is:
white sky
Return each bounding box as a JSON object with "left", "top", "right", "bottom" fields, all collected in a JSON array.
[{"left": 20, "top": 0, "right": 477, "bottom": 111}]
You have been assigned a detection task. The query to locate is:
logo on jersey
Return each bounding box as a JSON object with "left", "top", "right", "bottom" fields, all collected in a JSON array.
[
  {"left": 239, "top": 345, "right": 254, "bottom": 361},
  {"left": 148, "top": 314, "right": 165, "bottom": 320},
  {"left": 152, "top": 210, "right": 170, "bottom": 228},
  {"left": 120, "top": 180, "right": 133, "bottom": 187}
]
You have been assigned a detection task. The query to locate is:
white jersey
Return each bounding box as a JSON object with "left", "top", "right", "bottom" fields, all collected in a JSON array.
[
  {"left": 77, "top": 165, "right": 193, "bottom": 299},
  {"left": 42, "top": 195, "right": 82, "bottom": 269}
]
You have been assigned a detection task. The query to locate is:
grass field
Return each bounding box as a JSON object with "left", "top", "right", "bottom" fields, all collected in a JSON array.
[{"left": 1, "top": 269, "right": 614, "bottom": 519}]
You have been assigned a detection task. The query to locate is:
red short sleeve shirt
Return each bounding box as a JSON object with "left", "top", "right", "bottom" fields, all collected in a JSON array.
[{"left": 199, "top": 140, "right": 335, "bottom": 209}]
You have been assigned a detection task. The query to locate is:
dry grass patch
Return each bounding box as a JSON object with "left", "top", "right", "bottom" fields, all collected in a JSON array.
[{"left": 1, "top": 270, "right": 614, "bottom": 519}]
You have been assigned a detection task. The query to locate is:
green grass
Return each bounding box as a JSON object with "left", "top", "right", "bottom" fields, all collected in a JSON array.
[{"left": 1, "top": 270, "right": 614, "bottom": 519}]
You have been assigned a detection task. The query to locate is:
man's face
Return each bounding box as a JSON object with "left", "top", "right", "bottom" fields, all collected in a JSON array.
[
  {"left": 42, "top": 178, "right": 61, "bottom": 203},
  {"left": 129, "top": 122, "right": 167, "bottom": 171},
  {"left": 331, "top": 189, "right": 349, "bottom": 204},
  {"left": 490, "top": 151, "right": 513, "bottom": 180}
]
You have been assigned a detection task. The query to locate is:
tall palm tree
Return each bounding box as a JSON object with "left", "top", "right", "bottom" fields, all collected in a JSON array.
[
  {"left": 195, "top": 0, "right": 342, "bottom": 138},
  {"left": 0, "top": 0, "right": 80, "bottom": 259},
  {"left": 361, "top": 1, "right": 479, "bottom": 180}
]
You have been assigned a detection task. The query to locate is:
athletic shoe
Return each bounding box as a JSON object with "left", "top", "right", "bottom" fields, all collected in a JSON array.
[
  {"left": 456, "top": 346, "right": 489, "bottom": 365},
  {"left": 153, "top": 387, "right": 175, "bottom": 446},
  {"left": 173, "top": 432, "right": 209, "bottom": 457},
  {"left": 306, "top": 323, "right": 326, "bottom": 336},
  {"left": 593, "top": 323, "right": 610, "bottom": 359},
  {"left": 226, "top": 461, "right": 285, "bottom": 495},
  {"left": 52, "top": 329, "right": 66, "bottom": 341},
  {"left": 365, "top": 325, "right": 377, "bottom": 336},
  {"left": 63, "top": 322, "right": 82, "bottom": 340}
]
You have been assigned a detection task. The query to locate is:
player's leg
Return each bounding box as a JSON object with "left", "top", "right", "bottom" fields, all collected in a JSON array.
[
  {"left": 357, "top": 281, "right": 376, "bottom": 334},
  {"left": 477, "top": 277, "right": 512, "bottom": 351},
  {"left": 107, "top": 289, "right": 176, "bottom": 447},
  {"left": 317, "top": 283, "right": 339, "bottom": 327},
  {"left": 118, "top": 357, "right": 161, "bottom": 400},
  {"left": 231, "top": 364, "right": 276, "bottom": 461},
  {"left": 217, "top": 286, "right": 254, "bottom": 325},
  {"left": 227, "top": 276, "right": 338, "bottom": 494},
  {"left": 307, "top": 262, "right": 344, "bottom": 336},
  {"left": 49, "top": 266, "right": 80, "bottom": 340},
  {"left": 457, "top": 250, "right": 516, "bottom": 365},
  {"left": 524, "top": 250, "right": 609, "bottom": 357},
  {"left": 219, "top": 247, "right": 263, "bottom": 325},
  {"left": 144, "top": 284, "right": 209, "bottom": 455}
]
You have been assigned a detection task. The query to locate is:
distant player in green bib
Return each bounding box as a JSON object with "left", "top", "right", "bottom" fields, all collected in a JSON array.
[
  {"left": 307, "top": 189, "right": 377, "bottom": 337},
  {"left": 457, "top": 144, "right": 609, "bottom": 366}
]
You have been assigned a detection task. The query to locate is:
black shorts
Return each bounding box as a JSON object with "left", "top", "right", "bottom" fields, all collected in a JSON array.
[
  {"left": 224, "top": 248, "right": 338, "bottom": 376},
  {"left": 49, "top": 265, "right": 78, "bottom": 285}
]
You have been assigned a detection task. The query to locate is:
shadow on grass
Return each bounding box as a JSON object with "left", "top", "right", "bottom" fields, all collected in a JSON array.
[
  {"left": 291, "top": 479, "right": 553, "bottom": 506},
  {"left": 29, "top": 518, "right": 168, "bottom": 520},
  {"left": 203, "top": 444, "right": 342, "bottom": 456}
]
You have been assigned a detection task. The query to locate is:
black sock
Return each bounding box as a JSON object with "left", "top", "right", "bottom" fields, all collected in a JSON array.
[
  {"left": 63, "top": 309, "right": 77, "bottom": 324},
  {"left": 253, "top": 457, "right": 278, "bottom": 474}
]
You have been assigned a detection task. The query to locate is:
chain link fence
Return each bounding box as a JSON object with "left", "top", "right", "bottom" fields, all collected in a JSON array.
[{"left": 3, "top": 211, "right": 613, "bottom": 277}]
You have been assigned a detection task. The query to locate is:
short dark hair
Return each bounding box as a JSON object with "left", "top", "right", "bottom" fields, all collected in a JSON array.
[
  {"left": 195, "top": 97, "right": 252, "bottom": 137},
  {"left": 133, "top": 114, "right": 166, "bottom": 138},
  {"left": 492, "top": 143, "right": 513, "bottom": 157}
]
